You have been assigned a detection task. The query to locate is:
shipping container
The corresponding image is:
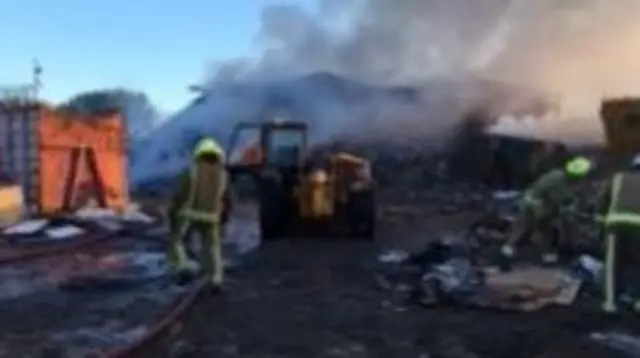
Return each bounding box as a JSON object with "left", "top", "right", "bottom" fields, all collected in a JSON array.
[{"left": 0, "top": 102, "right": 128, "bottom": 214}]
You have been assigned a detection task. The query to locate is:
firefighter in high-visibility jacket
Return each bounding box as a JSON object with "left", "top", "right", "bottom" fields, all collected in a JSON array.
[
  {"left": 500, "top": 156, "right": 593, "bottom": 264},
  {"left": 598, "top": 154, "right": 640, "bottom": 313},
  {"left": 167, "top": 137, "right": 231, "bottom": 292}
]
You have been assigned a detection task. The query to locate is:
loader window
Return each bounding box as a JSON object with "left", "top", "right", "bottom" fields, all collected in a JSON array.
[
  {"left": 265, "top": 129, "right": 304, "bottom": 167},
  {"left": 228, "top": 128, "right": 261, "bottom": 165}
]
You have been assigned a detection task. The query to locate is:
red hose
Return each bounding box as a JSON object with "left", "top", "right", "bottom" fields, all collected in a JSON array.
[{"left": 95, "top": 278, "right": 206, "bottom": 358}]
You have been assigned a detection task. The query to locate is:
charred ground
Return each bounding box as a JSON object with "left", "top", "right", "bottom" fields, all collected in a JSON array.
[{"left": 143, "top": 183, "right": 638, "bottom": 358}]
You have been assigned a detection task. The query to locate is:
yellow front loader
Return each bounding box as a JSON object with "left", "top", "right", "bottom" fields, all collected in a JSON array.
[{"left": 226, "top": 121, "right": 376, "bottom": 240}]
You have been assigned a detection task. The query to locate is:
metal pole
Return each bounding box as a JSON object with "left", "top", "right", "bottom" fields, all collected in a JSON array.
[{"left": 32, "top": 58, "right": 42, "bottom": 102}]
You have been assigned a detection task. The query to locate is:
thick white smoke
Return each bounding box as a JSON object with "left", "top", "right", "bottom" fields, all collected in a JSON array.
[{"left": 204, "top": 0, "right": 640, "bottom": 144}]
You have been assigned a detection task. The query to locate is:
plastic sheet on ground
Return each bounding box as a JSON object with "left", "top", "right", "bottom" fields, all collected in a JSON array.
[
  {"left": 382, "top": 241, "right": 583, "bottom": 311},
  {"left": 476, "top": 266, "right": 582, "bottom": 311},
  {"left": 421, "top": 263, "right": 581, "bottom": 311}
]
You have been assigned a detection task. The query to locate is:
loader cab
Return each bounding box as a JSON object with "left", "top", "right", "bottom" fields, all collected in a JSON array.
[
  {"left": 263, "top": 125, "right": 306, "bottom": 169},
  {"left": 227, "top": 120, "right": 310, "bottom": 239},
  {"left": 227, "top": 121, "right": 377, "bottom": 241},
  {"left": 227, "top": 121, "right": 308, "bottom": 172},
  {"left": 226, "top": 120, "right": 309, "bottom": 196}
]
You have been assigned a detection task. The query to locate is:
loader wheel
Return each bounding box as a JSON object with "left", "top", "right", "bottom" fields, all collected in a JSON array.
[
  {"left": 346, "top": 188, "right": 376, "bottom": 240},
  {"left": 258, "top": 178, "right": 286, "bottom": 241}
]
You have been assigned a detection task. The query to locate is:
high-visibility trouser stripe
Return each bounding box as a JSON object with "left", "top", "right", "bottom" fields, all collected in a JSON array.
[
  {"left": 603, "top": 233, "right": 617, "bottom": 312},
  {"left": 605, "top": 213, "right": 640, "bottom": 226},
  {"left": 179, "top": 209, "right": 219, "bottom": 224}
]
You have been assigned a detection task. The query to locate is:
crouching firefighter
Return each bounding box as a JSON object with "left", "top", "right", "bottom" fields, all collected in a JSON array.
[
  {"left": 500, "top": 156, "right": 592, "bottom": 266},
  {"left": 167, "top": 137, "right": 232, "bottom": 292},
  {"left": 599, "top": 155, "right": 640, "bottom": 313}
]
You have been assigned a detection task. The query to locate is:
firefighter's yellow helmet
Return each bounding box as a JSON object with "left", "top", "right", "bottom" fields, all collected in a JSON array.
[
  {"left": 193, "top": 137, "right": 225, "bottom": 160},
  {"left": 564, "top": 156, "right": 592, "bottom": 178}
]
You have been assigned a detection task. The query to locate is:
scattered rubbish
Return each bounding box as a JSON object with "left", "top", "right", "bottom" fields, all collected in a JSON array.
[
  {"left": 570, "top": 255, "right": 603, "bottom": 283},
  {"left": 382, "top": 235, "right": 584, "bottom": 311},
  {"left": 492, "top": 191, "right": 520, "bottom": 200},
  {"left": 409, "top": 238, "right": 473, "bottom": 270},
  {"left": 590, "top": 331, "right": 640, "bottom": 356},
  {"left": 378, "top": 250, "right": 409, "bottom": 264},
  {"left": 422, "top": 258, "right": 481, "bottom": 294},
  {"left": 45, "top": 225, "right": 85, "bottom": 240},
  {"left": 3, "top": 219, "right": 48, "bottom": 235}
]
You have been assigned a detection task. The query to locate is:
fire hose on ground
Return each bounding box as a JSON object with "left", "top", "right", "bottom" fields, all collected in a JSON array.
[{"left": 94, "top": 278, "right": 206, "bottom": 358}]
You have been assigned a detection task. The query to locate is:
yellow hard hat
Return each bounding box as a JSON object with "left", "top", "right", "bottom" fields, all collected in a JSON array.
[
  {"left": 193, "top": 137, "right": 225, "bottom": 160},
  {"left": 564, "top": 156, "right": 592, "bottom": 178}
]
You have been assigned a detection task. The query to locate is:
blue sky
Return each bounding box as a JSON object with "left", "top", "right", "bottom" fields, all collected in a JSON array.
[{"left": 0, "top": 0, "right": 314, "bottom": 112}]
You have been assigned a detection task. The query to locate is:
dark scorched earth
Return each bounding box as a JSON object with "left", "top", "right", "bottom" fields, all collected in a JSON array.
[{"left": 145, "top": 182, "right": 640, "bottom": 358}]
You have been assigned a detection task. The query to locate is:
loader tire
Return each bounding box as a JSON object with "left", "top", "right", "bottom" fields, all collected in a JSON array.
[
  {"left": 259, "top": 178, "right": 286, "bottom": 241},
  {"left": 346, "top": 187, "right": 376, "bottom": 240}
]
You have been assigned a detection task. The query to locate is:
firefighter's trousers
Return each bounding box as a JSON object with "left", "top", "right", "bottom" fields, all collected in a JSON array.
[
  {"left": 168, "top": 218, "right": 223, "bottom": 286},
  {"left": 602, "top": 228, "right": 640, "bottom": 313},
  {"left": 505, "top": 202, "right": 563, "bottom": 256}
]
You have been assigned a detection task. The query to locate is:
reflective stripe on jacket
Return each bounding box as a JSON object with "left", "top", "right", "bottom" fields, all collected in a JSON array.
[
  {"left": 604, "top": 172, "right": 640, "bottom": 227},
  {"left": 178, "top": 163, "right": 228, "bottom": 224}
]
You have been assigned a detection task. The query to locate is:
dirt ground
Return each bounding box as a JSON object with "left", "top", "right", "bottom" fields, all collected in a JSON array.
[
  {"left": 0, "top": 238, "right": 187, "bottom": 358},
  {"left": 1, "top": 188, "right": 637, "bottom": 358},
  {"left": 144, "top": 189, "right": 640, "bottom": 358}
]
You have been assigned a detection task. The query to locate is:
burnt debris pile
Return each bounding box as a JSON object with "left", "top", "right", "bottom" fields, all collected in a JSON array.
[{"left": 317, "top": 110, "right": 570, "bottom": 191}]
